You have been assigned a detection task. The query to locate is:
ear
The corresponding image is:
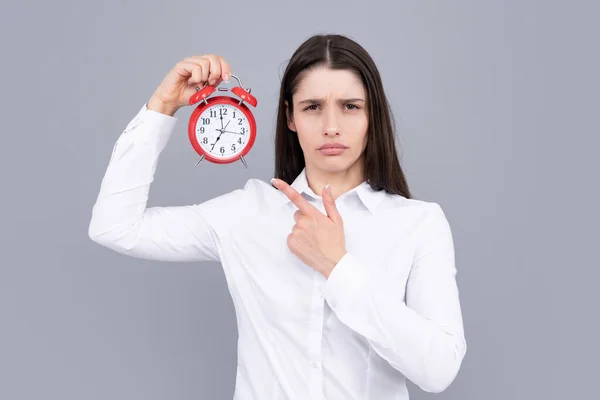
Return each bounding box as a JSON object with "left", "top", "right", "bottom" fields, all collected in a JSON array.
[{"left": 285, "top": 100, "right": 296, "bottom": 132}]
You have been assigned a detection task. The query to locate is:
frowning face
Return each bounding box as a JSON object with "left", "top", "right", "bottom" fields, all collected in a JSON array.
[{"left": 287, "top": 67, "right": 369, "bottom": 175}]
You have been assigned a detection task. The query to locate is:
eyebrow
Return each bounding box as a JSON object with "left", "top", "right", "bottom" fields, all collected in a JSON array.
[{"left": 297, "top": 98, "right": 366, "bottom": 105}]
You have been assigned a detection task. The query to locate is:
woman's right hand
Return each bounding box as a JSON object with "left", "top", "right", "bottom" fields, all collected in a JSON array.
[{"left": 147, "top": 55, "right": 232, "bottom": 116}]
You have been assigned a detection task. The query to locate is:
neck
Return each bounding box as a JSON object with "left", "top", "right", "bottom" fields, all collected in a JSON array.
[{"left": 305, "top": 161, "right": 365, "bottom": 200}]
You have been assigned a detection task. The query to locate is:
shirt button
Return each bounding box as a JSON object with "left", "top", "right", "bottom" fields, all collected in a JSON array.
[{"left": 311, "top": 362, "right": 319, "bottom": 369}]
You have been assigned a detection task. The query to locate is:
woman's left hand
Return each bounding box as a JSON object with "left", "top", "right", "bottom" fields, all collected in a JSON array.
[{"left": 271, "top": 178, "right": 347, "bottom": 278}]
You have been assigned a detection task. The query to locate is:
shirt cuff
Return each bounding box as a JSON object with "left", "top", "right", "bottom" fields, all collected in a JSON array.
[{"left": 323, "top": 252, "right": 372, "bottom": 311}]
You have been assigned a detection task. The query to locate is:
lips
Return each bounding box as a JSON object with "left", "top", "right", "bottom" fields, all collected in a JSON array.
[
  {"left": 318, "top": 143, "right": 348, "bottom": 156},
  {"left": 318, "top": 143, "right": 348, "bottom": 150}
]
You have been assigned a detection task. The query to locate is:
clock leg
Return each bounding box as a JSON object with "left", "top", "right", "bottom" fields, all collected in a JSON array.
[
  {"left": 239, "top": 155, "right": 248, "bottom": 168},
  {"left": 195, "top": 154, "right": 205, "bottom": 167}
]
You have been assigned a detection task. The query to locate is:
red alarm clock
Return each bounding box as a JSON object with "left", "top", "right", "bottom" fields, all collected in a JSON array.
[{"left": 188, "top": 74, "right": 258, "bottom": 167}]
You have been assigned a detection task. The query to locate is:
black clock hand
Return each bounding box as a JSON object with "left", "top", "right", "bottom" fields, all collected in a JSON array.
[
  {"left": 211, "top": 131, "right": 225, "bottom": 150},
  {"left": 211, "top": 119, "right": 232, "bottom": 150}
]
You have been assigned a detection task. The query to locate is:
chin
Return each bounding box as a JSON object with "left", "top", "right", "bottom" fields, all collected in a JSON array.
[{"left": 311, "top": 157, "right": 356, "bottom": 174}]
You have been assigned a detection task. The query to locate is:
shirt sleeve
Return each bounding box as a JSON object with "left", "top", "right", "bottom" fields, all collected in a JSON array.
[
  {"left": 322, "top": 203, "right": 467, "bottom": 393},
  {"left": 88, "top": 103, "right": 245, "bottom": 262}
]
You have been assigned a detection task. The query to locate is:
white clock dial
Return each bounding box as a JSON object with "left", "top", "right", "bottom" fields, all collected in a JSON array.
[{"left": 194, "top": 104, "right": 251, "bottom": 158}]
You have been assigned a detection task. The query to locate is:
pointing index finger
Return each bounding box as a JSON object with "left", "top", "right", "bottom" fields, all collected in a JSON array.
[{"left": 271, "top": 178, "right": 319, "bottom": 217}]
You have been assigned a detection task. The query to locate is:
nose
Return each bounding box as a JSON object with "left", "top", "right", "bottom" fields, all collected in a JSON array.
[{"left": 324, "top": 107, "right": 340, "bottom": 136}]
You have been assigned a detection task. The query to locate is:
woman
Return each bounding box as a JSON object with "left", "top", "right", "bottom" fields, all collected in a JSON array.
[{"left": 89, "top": 34, "right": 466, "bottom": 399}]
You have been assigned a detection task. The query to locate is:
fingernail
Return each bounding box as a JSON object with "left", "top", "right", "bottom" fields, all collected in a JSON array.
[
  {"left": 325, "top": 184, "right": 331, "bottom": 193},
  {"left": 271, "top": 178, "right": 277, "bottom": 185},
  {"left": 224, "top": 73, "right": 230, "bottom": 82}
]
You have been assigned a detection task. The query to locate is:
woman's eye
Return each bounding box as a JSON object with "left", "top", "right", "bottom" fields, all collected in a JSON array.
[
  {"left": 345, "top": 104, "right": 359, "bottom": 110},
  {"left": 305, "top": 104, "right": 319, "bottom": 111}
]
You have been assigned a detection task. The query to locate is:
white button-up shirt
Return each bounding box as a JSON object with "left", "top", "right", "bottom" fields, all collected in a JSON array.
[{"left": 89, "top": 104, "right": 467, "bottom": 399}]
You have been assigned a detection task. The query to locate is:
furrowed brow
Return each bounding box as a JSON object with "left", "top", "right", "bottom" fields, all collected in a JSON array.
[{"left": 297, "top": 98, "right": 366, "bottom": 105}]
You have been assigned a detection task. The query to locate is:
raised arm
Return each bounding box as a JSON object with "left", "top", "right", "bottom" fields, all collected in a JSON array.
[{"left": 88, "top": 55, "right": 237, "bottom": 262}]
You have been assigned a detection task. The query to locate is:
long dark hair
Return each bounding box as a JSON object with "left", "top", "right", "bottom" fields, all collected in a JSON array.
[{"left": 273, "top": 34, "right": 412, "bottom": 199}]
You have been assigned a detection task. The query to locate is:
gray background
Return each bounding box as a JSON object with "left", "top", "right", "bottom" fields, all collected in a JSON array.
[{"left": 1, "top": 0, "right": 598, "bottom": 399}]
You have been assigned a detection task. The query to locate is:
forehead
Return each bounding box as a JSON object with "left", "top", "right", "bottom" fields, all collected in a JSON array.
[{"left": 294, "top": 67, "right": 365, "bottom": 99}]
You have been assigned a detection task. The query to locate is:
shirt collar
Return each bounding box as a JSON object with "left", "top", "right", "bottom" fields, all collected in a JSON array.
[{"left": 279, "top": 168, "right": 387, "bottom": 214}]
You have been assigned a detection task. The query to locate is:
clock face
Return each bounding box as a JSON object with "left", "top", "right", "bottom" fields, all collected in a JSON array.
[{"left": 193, "top": 103, "right": 252, "bottom": 159}]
